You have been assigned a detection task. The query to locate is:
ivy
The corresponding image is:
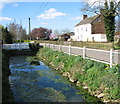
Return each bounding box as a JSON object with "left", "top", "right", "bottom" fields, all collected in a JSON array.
[{"left": 103, "top": 1, "right": 116, "bottom": 42}]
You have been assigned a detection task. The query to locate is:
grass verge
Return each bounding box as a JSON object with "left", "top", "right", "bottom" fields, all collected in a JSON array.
[{"left": 37, "top": 47, "right": 120, "bottom": 103}]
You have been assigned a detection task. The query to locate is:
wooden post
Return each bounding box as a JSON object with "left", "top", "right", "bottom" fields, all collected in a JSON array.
[
  {"left": 110, "top": 48, "right": 113, "bottom": 68},
  {"left": 54, "top": 45, "right": 55, "bottom": 50},
  {"left": 44, "top": 43, "right": 46, "bottom": 47},
  {"left": 59, "top": 45, "right": 61, "bottom": 51},
  {"left": 69, "top": 45, "right": 71, "bottom": 56},
  {"left": 83, "top": 46, "right": 86, "bottom": 59},
  {"left": 52, "top": 44, "right": 54, "bottom": 49},
  {"left": 48, "top": 43, "right": 50, "bottom": 48}
]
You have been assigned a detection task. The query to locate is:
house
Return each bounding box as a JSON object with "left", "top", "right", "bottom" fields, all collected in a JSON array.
[
  {"left": 73, "top": 10, "right": 107, "bottom": 42},
  {"left": 59, "top": 32, "right": 75, "bottom": 41}
]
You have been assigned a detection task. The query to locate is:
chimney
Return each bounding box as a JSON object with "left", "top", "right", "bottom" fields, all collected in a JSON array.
[{"left": 83, "top": 15, "right": 87, "bottom": 20}]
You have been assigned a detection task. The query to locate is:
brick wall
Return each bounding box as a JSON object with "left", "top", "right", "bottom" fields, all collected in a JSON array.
[{"left": 91, "top": 15, "right": 105, "bottom": 34}]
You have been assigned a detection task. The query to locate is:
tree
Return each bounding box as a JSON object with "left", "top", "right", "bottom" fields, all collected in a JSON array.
[
  {"left": 81, "top": 0, "right": 120, "bottom": 42},
  {"left": 81, "top": 0, "right": 104, "bottom": 15},
  {"left": 103, "top": 1, "right": 116, "bottom": 42},
  {"left": 7, "top": 21, "right": 27, "bottom": 41},
  {"left": 49, "top": 29, "right": 59, "bottom": 40},
  {"left": 20, "top": 28, "right": 27, "bottom": 40},
  {"left": 31, "top": 27, "right": 52, "bottom": 40},
  {"left": 2, "top": 27, "right": 13, "bottom": 44},
  {"left": 61, "top": 28, "right": 71, "bottom": 34}
]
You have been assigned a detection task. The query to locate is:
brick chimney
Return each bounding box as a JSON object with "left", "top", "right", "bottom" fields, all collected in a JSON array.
[{"left": 83, "top": 15, "right": 87, "bottom": 20}]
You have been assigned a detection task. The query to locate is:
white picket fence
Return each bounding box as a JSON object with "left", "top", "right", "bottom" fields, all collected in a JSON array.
[
  {"left": 40, "top": 43, "right": 120, "bottom": 68},
  {"left": 2, "top": 43, "right": 29, "bottom": 50}
]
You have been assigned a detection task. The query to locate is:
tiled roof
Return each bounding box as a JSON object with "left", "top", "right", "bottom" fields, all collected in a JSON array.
[{"left": 75, "top": 15, "right": 100, "bottom": 27}]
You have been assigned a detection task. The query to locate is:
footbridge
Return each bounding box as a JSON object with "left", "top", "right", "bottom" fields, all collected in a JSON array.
[{"left": 2, "top": 43, "right": 30, "bottom": 50}]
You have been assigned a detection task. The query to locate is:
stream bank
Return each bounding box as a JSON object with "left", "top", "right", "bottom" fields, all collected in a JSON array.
[
  {"left": 37, "top": 47, "right": 119, "bottom": 103},
  {"left": 2, "top": 50, "right": 15, "bottom": 103}
]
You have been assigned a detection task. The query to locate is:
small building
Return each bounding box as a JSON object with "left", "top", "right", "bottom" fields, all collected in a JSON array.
[
  {"left": 59, "top": 32, "right": 75, "bottom": 41},
  {"left": 73, "top": 10, "right": 107, "bottom": 42}
]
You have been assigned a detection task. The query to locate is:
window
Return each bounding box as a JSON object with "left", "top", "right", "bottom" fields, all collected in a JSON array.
[
  {"left": 101, "top": 34, "right": 106, "bottom": 39},
  {"left": 77, "top": 29, "right": 79, "bottom": 32},
  {"left": 81, "top": 27, "right": 83, "bottom": 32},
  {"left": 97, "top": 18, "right": 101, "bottom": 22},
  {"left": 86, "top": 27, "right": 87, "bottom": 31}
]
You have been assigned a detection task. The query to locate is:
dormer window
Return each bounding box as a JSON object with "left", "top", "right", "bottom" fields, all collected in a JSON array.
[{"left": 97, "top": 18, "right": 101, "bottom": 22}]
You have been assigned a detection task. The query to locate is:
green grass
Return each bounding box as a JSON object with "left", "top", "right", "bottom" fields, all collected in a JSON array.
[
  {"left": 37, "top": 47, "right": 119, "bottom": 102},
  {"left": 34, "top": 40, "right": 115, "bottom": 50}
]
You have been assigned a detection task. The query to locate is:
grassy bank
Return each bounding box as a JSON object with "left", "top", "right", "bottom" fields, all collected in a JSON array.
[
  {"left": 35, "top": 40, "right": 115, "bottom": 50},
  {"left": 2, "top": 50, "right": 15, "bottom": 103},
  {"left": 37, "top": 47, "right": 119, "bottom": 103}
]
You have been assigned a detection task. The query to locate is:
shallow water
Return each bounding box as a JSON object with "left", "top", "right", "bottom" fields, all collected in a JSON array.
[{"left": 9, "top": 55, "right": 102, "bottom": 103}]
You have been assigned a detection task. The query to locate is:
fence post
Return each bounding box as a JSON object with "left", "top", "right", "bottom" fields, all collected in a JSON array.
[
  {"left": 54, "top": 45, "right": 55, "bottom": 50},
  {"left": 59, "top": 45, "right": 61, "bottom": 51},
  {"left": 52, "top": 44, "right": 54, "bottom": 50},
  {"left": 44, "top": 43, "right": 46, "bottom": 47},
  {"left": 110, "top": 48, "right": 113, "bottom": 68},
  {"left": 69, "top": 45, "right": 71, "bottom": 56},
  {"left": 83, "top": 46, "right": 86, "bottom": 59},
  {"left": 48, "top": 43, "right": 50, "bottom": 48}
]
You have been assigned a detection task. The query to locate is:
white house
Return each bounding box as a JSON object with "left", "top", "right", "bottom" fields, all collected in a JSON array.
[{"left": 73, "top": 12, "right": 107, "bottom": 42}]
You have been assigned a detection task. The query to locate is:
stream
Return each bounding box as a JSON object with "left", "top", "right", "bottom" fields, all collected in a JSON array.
[{"left": 9, "top": 55, "right": 103, "bottom": 103}]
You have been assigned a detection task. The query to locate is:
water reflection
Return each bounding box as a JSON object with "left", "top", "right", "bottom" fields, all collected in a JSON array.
[{"left": 9, "top": 55, "right": 102, "bottom": 103}]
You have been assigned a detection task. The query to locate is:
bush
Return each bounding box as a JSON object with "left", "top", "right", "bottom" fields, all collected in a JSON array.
[
  {"left": 29, "top": 43, "right": 40, "bottom": 51},
  {"left": 2, "top": 27, "right": 13, "bottom": 44},
  {"left": 83, "top": 60, "right": 94, "bottom": 72},
  {"left": 101, "top": 73, "right": 118, "bottom": 100},
  {"left": 21, "top": 40, "right": 24, "bottom": 43}
]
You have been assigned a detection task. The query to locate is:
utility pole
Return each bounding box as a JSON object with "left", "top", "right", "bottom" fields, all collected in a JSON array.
[{"left": 29, "top": 17, "right": 31, "bottom": 40}]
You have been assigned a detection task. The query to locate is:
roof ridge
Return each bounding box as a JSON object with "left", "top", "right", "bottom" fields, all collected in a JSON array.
[{"left": 75, "top": 14, "right": 100, "bottom": 27}]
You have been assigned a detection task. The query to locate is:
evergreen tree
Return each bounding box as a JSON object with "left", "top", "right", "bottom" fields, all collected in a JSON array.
[{"left": 2, "top": 27, "right": 13, "bottom": 44}]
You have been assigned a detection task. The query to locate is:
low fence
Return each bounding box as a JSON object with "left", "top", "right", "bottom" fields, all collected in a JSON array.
[
  {"left": 2, "top": 43, "right": 29, "bottom": 50},
  {"left": 40, "top": 43, "right": 120, "bottom": 67}
]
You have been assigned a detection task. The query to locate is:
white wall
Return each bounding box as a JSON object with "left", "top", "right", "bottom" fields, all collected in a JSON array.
[
  {"left": 92, "top": 34, "right": 107, "bottom": 42},
  {"left": 74, "top": 24, "right": 92, "bottom": 41},
  {"left": 73, "top": 23, "right": 107, "bottom": 42}
]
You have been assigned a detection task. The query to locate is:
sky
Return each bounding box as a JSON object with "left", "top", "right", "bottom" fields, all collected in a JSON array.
[{"left": 0, "top": 0, "right": 119, "bottom": 34}]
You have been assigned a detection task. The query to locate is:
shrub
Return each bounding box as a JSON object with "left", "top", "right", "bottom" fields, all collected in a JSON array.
[
  {"left": 101, "top": 73, "right": 118, "bottom": 100},
  {"left": 21, "top": 40, "right": 24, "bottom": 43},
  {"left": 83, "top": 60, "right": 94, "bottom": 72},
  {"left": 29, "top": 43, "right": 40, "bottom": 51},
  {"left": 74, "top": 55, "right": 83, "bottom": 62}
]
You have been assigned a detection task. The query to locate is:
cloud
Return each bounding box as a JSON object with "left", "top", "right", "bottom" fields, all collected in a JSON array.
[
  {"left": 0, "top": 0, "right": 22, "bottom": 10},
  {"left": 0, "top": 17, "right": 12, "bottom": 21},
  {"left": 74, "top": 16, "right": 82, "bottom": 20},
  {"left": 40, "top": 22, "right": 48, "bottom": 25},
  {"left": 37, "top": 8, "right": 67, "bottom": 19},
  {"left": 70, "top": 16, "right": 82, "bottom": 21},
  {"left": 13, "top": 3, "right": 18, "bottom": 7}
]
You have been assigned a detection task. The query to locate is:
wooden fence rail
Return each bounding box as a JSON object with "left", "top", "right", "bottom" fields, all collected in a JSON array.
[{"left": 40, "top": 43, "right": 120, "bottom": 68}]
